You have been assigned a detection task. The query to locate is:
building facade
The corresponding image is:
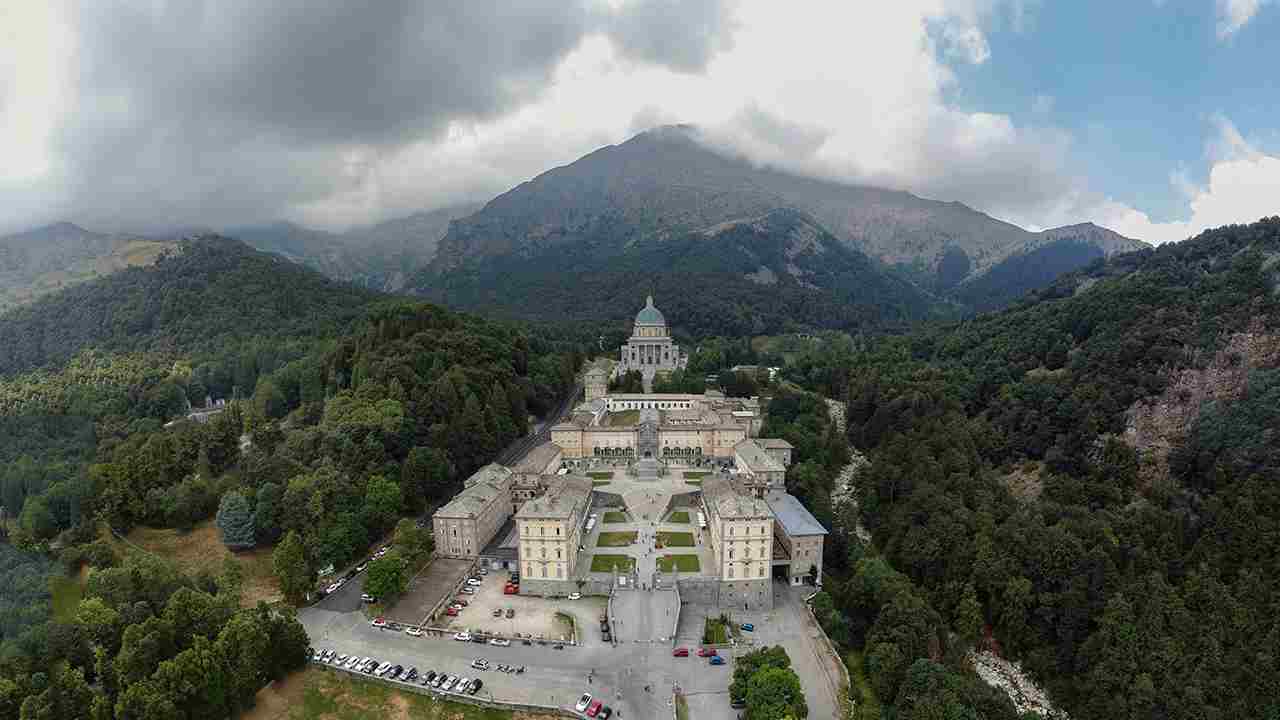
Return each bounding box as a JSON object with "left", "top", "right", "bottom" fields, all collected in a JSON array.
[
  {"left": 616, "top": 296, "right": 687, "bottom": 384},
  {"left": 551, "top": 392, "right": 758, "bottom": 461},
  {"left": 431, "top": 464, "right": 514, "bottom": 559},
  {"left": 515, "top": 475, "right": 593, "bottom": 596},
  {"left": 584, "top": 360, "right": 610, "bottom": 403},
  {"left": 701, "top": 475, "right": 775, "bottom": 611},
  {"left": 511, "top": 442, "right": 563, "bottom": 504},
  {"left": 766, "top": 491, "right": 828, "bottom": 586}
]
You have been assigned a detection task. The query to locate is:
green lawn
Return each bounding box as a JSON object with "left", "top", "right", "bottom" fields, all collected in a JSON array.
[
  {"left": 269, "top": 667, "right": 512, "bottom": 720},
  {"left": 50, "top": 574, "right": 84, "bottom": 622},
  {"left": 590, "top": 554, "right": 635, "bottom": 573},
  {"left": 684, "top": 479, "right": 702, "bottom": 486},
  {"left": 603, "top": 511, "right": 628, "bottom": 523},
  {"left": 703, "top": 616, "right": 729, "bottom": 644},
  {"left": 657, "top": 531, "right": 694, "bottom": 547},
  {"left": 656, "top": 554, "right": 701, "bottom": 572},
  {"left": 604, "top": 409, "right": 640, "bottom": 426},
  {"left": 595, "top": 531, "right": 637, "bottom": 547},
  {"left": 683, "top": 471, "right": 711, "bottom": 479},
  {"left": 667, "top": 511, "right": 691, "bottom": 523},
  {"left": 587, "top": 471, "right": 613, "bottom": 480},
  {"left": 592, "top": 480, "right": 611, "bottom": 487}
]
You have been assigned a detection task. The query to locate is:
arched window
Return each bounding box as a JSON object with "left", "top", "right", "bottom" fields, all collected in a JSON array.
[
  {"left": 728, "top": 566, "right": 734, "bottom": 579},
  {"left": 729, "top": 549, "right": 734, "bottom": 559},
  {"left": 541, "top": 547, "right": 546, "bottom": 559}
]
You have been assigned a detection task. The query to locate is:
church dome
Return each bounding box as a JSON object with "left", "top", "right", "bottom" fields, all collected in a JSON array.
[{"left": 634, "top": 295, "right": 666, "bottom": 326}]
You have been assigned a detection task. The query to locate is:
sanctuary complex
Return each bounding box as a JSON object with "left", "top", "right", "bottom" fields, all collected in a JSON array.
[{"left": 431, "top": 295, "right": 826, "bottom": 610}]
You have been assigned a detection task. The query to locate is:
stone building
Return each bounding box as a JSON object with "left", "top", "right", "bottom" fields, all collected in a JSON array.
[
  {"left": 701, "top": 474, "right": 775, "bottom": 611},
  {"left": 734, "top": 438, "right": 787, "bottom": 493},
  {"left": 758, "top": 438, "right": 794, "bottom": 468},
  {"left": 551, "top": 392, "right": 759, "bottom": 461},
  {"left": 431, "top": 464, "right": 514, "bottom": 559},
  {"left": 515, "top": 474, "right": 593, "bottom": 595},
  {"left": 616, "top": 296, "right": 686, "bottom": 387},
  {"left": 766, "top": 491, "right": 827, "bottom": 586},
  {"left": 511, "top": 442, "right": 563, "bottom": 505}
]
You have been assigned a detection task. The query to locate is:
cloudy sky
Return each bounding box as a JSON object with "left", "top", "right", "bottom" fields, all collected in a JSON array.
[{"left": 1, "top": 0, "right": 1277, "bottom": 243}]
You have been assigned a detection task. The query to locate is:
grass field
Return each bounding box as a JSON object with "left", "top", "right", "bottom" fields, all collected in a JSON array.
[
  {"left": 244, "top": 666, "right": 527, "bottom": 720},
  {"left": 592, "top": 480, "right": 611, "bottom": 487},
  {"left": 124, "top": 520, "right": 281, "bottom": 606},
  {"left": 589, "top": 554, "right": 635, "bottom": 573},
  {"left": 684, "top": 480, "right": 702, "bottom": 486},
  {"left": 49, "top": 573, "right": 84, "bottom": 622},
  {"left": 587, "top": 471, "right": 613, "bottom": 480},
  {"left": 602, "top": 511, "right": 628, "bottom": 523},
  {"left": 656, "top": 554, "right": 701, "bottom": 572},
  {"left": 667, "top": 511, "right": 691, "bottom": 523},
  {"left": 657, "top": 531, "right": 694, "bottom": 547},
  {"left": 703, "top": 616, "right": 729, "bottom": 644},
  {"left": 683, "top": 471, "right": 710, "bottom": 479},
  {"left": 595, "top": 531, "right": 637, "bottom": 547},
  {"left": 602, "top": 409, "right": 640, "bottom": 426}
]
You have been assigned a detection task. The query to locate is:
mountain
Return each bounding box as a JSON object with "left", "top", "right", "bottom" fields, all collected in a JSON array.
[
  {"left": 417, "top": 207, "right": 946, "bottom": 336},
  {"left": 231, "top": 204, "right": 478, "bottom": 291},
  {"left": 0, "top": 235, "right": 378, "bottom": 376},
  {"left": 794, "top": 216, "right": 1280, "bottom": 720},
  {"left": 420, "top": 125, "right": 1146, "bottom": 300},
  {"left": 0, "top": 222, "right": 179, "bottom": 312}
]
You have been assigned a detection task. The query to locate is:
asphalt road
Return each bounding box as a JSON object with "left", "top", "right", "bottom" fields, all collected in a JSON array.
[{"left": 495, "top": 382, "right": 582, "bottom": 466}]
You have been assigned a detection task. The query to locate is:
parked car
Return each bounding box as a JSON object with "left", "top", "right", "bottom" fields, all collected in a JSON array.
[
  {"left": 672, "top": 647, "right": 690, "bottom": 657},
  {"left": 454, "top": 632, "right": 472, "bottom": 642},
  {"left": 461, "top": 587, "right": 477, "bottom": 594},
  {"left": 326, "top": 582, "right": 341, "bottom": 594},
  {"left": 586, "top": 699, "right": 604, "bottom": 717},
  {"left": 445, "top": 607, "right": 459, "bottom": 616},
  {"left": 424, "top": 670, "right": 437, "bottom": 683},
  {"left": 370, "top": 617, "right": 387, "bottom": 628},
  {"left": 730, "top": 698, "right": 746, "bottom": 709},
  {"left": 457, "top": 677, "right": 472, "bottom": 693},
  {"left": 471, "top": 658, "right": 489, "bottom": 670},
  {"left": 355, "top": 561, "right": 368, "bottom": 572},
  {"left": 431, "top": 673, "right": 446, "bottom": 688},
  {"left": 361, "top": 594, "right": 375, "bottom": 603},
  {"left": 575, "top": 694, "right": 593, "bottom": 712},
  {"left": 468, "top": 678, "right": 482, "bottom": 695},
  {"left": 478, "top": 568, "right": 488, "bottom": 575},
  {"left": 404, "top": 667, "right": 418, "bottom": 681},
  {"left": 488, "top": 638, "right": 510, "bottom": 647},
  {"left": 405, "top": 626, "right": 423, "bottom": 637},
  {"left": 506, "top": 608, "right": 515, "bottom": 618},
  {"left": 568, "top": 592, "right": 582, "bottom": 600},
  {"left": 492, "top": 608, "right": 502, "bottom": 617},
  {"left": 741, "top": 623, "right": 755, "bottom": 632},
  {"left": 455, "top": 598, "right": 469, "bottom": 606},
  {"left": 697, "top": 647, "right": 717, "bottom": 657},
  {"left": 444, "top": 675, "right": 459, "bottom": 690},
  {"left": 375, "top": 662, "right": 391, "bottom": 676},
  {"left": 388, "top": 665, "right": 403, "bottom": 679},
  {"left": 504, "top": 584, "right": 518, "bottom": 595},
  {"left": 466, "top": 578, "right": 483, "bottom": 586},
  {"left": 333, "top": 653, "right": 347, "bottom": 665},
  {"left": 598, "top": 706, "right": 613, "bottom": 719},
  {"left": 710, "top": 655, "right": 726, "bottom": 665}
]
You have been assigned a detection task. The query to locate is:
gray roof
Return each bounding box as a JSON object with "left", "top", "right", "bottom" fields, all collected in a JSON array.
[
  {"left": 513, "top": 442, "right": 563, "bottom": 474},
  {"left": 434, "top": 465, "right": 512, "bottom": 519},
  {"left": 702, "top": 475, "right": 772, "bottom": 520},
  {"left": 766, "top": 492, "right": 828, "bottom": 537},
  {"left": 516, "top": 475, "right": 593, "bottom": 519},
  {"left": 734, "top": 439, "right": 785, "bottom": 473},
  {"left": 759, "top": 438, "right": 794, "bottom": 450}
]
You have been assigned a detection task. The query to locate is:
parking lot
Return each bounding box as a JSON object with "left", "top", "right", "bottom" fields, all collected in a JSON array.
[
  {"left": 439, "top": 571, "right": 608, "bottom": 644},
  {"left": 384, "top": 557, "right": 472, "bottom": 626}
]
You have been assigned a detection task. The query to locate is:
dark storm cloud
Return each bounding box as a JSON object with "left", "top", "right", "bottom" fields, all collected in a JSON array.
[{"left": 47, "top": 0, "right": 736, "bottom": 231}]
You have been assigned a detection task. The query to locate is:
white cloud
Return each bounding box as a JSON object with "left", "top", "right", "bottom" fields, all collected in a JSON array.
[
  {"left": 1090, "top": 118, "right": 1280, "bottom": 244},
  {"left": 1217, "top": 0, "right": 1271, "bottom": 38}
]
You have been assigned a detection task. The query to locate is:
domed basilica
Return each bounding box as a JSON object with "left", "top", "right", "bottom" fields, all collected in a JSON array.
[{"left": 615, "top": 295, "right": 687, "bottom": 386}]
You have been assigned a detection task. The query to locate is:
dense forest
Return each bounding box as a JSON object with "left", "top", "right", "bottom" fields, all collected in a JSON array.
[
  {"left": 416, "top": 209, "right": 945, "bottom": 338},
  {"left": 0, "top": 239, "right": 583, "bottom": 719},
  {"left": 783, "top": 217, "right": 1280, "bottom": 720}
]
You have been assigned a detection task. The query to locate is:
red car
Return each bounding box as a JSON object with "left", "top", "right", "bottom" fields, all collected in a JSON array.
[
  {"left": 445, "top": 607, "right": 459, "bottom": 616},
  {"left": 586, "top": 699, "right": 604, "bottom": 717},
  {"left": 504, "top": 584, "right": 518, "bottom": 595},
  {"left": 672, "top": 647, "right": 689, "bottom": 657},
  {"left": 697, "top": 647, "right": 717, "bottom": 657},
  {"left": 370, "top": 617, "right": 387, "bottom": 628}
]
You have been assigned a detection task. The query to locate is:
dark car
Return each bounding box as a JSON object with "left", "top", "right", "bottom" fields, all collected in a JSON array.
[
  {"left": 598, "top": 706, "right": 613, "bottom": 719},
  {"left": 468, "top": 678, "right": 483, "bottom": 695},
  {"left": 405, "top": 667, "right": 418, "bottom": 682},
  {"left": 422, "top": 670, "right": 437, "bottom": 685}
]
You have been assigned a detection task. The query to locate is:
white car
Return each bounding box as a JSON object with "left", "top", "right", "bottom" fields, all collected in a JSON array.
[
  {"left": 568, "top": 592, "right": 582, "bottom": 600},
  {"left": 326, "top": 582, "right": 341, "bottom": 594},
  {"left": 576, "top": 693, "right": 593, "bottom": 712},
  {"left": 345, "top": 656, "right": 360, "bottom": 669},
  {"left": 454, "top": 632, "right": 472, "bottom": 642},
  {"left": 488, "top": 638, "right": 510, "bottom": 647},
  {"left": 461, "top": 587, "right": 476, "bottom": 594},
  {"left": 456, "top": 677, "right": 471, "bottom": 693},
  {"left": 405, "top": 626, "right": 423, "bottom": 637},
  {"left": 465, "top": 578, "right": 483, "bottom": 586}
]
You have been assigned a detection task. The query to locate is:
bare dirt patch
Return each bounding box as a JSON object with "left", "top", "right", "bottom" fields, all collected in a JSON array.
[{"left": 125, "top": 520, "right": 281, "bottom": 607}]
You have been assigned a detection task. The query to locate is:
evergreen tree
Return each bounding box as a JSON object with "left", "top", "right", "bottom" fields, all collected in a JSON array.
[
  {"left": 271, "top": 531, "right": 311, "bottom": 602},
  {"left": 214, "top": 492, "right": 255, "bottom": 551}
]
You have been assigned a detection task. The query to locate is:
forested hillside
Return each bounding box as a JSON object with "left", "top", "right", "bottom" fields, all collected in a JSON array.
[
  {"left": 0, "top": 239, "right": 583, "bottom": 718},
  {"left": 419, "top": 208, "right": 945, "bottom": 337},
  {"left": 0, "top": 236, "right": 376, "bottom": 377},
  {"left": 785, "top": 217, "right": 1280, "bottom": 719}
]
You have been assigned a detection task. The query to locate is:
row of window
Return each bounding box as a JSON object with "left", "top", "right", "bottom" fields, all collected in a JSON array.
[
  {"left": 524, "top": 563, "right": 565, "bottom": 578},
  {"left": 725, "top": 564, "right": 763, "bottom": 579}
]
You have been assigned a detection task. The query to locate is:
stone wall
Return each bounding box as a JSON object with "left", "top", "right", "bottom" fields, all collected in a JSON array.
[
  {"left": 519, "top": 577, "right": 613, "bottom": 598},
  {"left": 675, "top": 577, "right": 720, "bottom": 605},
  {"left": 720, "top": 578, "right": 773, "bottom": 611}
]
